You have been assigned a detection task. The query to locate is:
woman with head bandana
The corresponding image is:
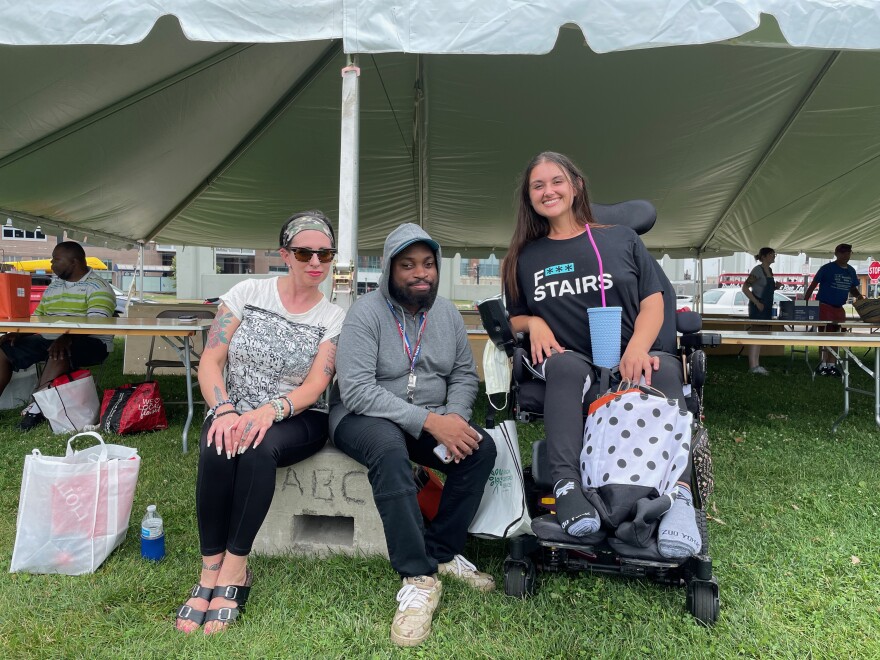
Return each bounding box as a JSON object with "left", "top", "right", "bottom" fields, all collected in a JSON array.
[{"left": 175, "top": 211, "right": 345, "bottom": 635}]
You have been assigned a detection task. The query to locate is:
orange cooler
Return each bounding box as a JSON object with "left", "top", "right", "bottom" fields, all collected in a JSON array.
[{"left": 0, "top": 273, "right": 32, "bottom": 318}]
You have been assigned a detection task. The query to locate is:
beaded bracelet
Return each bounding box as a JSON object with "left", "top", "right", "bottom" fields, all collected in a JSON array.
[
  {"left": 269, "top": 398, "right": 285, "bottom": 423},
  {"left": 209, "top": 399, "right": 234, "bottom": 415},
  {"left": 280, "top": 395, "right": 295, "bottom": 419}
]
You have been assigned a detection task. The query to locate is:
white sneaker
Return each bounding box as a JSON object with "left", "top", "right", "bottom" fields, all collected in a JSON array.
[
  {"left": 22, "top": 400, "right": 41, "bottom": 415},
  {"left": 437, "top": 554, "right": 496, "bottom": 592},
  {"left": 390, "top": 575, "right": 442, "bottom": 647},
  {"left": 749, "top": 366, "right": 769, "bottom": 376}
]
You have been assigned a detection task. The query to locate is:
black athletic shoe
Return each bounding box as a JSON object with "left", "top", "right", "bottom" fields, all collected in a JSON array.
[
  {"left": 828, "top": 365, "right": 843, "bottom": 378},
  {"left": 18, "top": 412, "right": 46, "bottom": 432}
]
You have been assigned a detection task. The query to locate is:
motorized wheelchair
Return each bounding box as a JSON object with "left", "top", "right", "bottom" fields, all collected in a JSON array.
[{"left": 477, "top": 200, "right": 722, "bottom": 625}]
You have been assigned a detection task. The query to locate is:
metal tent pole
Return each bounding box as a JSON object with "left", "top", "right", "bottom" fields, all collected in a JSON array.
[{"left": 334, "top": 55, "right": 361, "bottom": 311}]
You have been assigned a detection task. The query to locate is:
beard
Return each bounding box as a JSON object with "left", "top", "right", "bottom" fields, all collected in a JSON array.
[{"left": 389, "top": 277, "right": 438, "bottom": 312}]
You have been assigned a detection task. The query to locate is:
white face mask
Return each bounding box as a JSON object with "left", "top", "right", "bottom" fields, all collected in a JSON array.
[{"left": 483, "top": 340, "right": 511, "bottom": 410}]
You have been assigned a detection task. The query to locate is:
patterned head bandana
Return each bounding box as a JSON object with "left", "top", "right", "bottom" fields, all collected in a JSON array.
[{"left": 281, "top": 215, "right": 335, "bottom": 247}]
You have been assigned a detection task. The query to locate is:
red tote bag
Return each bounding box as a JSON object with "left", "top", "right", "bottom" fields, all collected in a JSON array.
[{"left": 99, "top": 382, "right": 168, "bottom": 434}]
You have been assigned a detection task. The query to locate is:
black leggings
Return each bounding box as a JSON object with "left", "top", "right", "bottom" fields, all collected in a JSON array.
[
  {"left": 543, "top": 350, "right": 692, "bottom": 485},
  {"left": 196, "top": 410, "right": 328, "bottom": 556}
]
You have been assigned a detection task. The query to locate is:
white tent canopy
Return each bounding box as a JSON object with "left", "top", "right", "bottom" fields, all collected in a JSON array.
[{"left": 2, "top": 1, "right": 880, "bottom": 258}]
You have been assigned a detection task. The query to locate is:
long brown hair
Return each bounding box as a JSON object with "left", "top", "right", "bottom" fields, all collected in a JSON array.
[{"left": 502, "top": 151, "right": 597, "bottom": 303}]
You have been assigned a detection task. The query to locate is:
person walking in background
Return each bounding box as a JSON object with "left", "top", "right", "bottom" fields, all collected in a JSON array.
[
  {"left": 804, "top": 243, "right": 865, "bottom": 377},
  {"left": 742, "top": 247, "right": 780, "bottom": 375}
]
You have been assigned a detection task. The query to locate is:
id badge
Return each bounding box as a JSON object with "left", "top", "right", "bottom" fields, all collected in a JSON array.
[{"left": 407, "top": 372, "right": 417, "bottom": 403}]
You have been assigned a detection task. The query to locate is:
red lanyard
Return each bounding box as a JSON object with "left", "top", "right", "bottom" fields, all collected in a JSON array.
[{"left": 386, "top": 299, "right": 428, "bottom": 371}]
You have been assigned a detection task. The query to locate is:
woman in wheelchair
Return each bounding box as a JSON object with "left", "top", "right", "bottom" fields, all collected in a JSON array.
[{"left": 500, "top": 151, "right": 700, "bottom": 559}]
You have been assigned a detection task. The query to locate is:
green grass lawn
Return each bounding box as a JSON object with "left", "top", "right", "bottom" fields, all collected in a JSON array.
[{"left": 0, "top": 342, "right": 878, "bottom": 658}]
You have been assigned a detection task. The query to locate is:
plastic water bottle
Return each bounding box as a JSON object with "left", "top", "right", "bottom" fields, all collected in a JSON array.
[{"left": 140, "top": 505, "right": 165, "bottom": 561}]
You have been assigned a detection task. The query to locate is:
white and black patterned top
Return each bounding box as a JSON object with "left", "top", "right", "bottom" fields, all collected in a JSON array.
[{"left": 220, "top": 278, "right": 345, "bottom": 412}]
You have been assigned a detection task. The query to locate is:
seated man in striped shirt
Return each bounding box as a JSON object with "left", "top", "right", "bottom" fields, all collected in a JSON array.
[{"left": 0, "top": 241, "right": 116, "bottom": 430}]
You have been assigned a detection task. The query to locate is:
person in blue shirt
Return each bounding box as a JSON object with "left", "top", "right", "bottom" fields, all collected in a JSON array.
[{"left": 804, "top": 243, "right": 865, "bottom": 376}]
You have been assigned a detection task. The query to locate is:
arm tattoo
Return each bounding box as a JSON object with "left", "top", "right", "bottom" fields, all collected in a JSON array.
[
  {"left": 323, "top": 342, "right": 337, "bottom": 377},
  {"left": 213, "top": 385, "right": 226, "bottom": 405},
  {"left": 206, "top": 309, "right": 235, "bottom": 349}
]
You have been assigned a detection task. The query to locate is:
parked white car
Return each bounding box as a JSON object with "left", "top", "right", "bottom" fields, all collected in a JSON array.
[
  {"left": 698, "top": 288, "right": 791, "bottom": 316},
  {"left": 675, "top": 294, "right": 694, "bottom": 310}
]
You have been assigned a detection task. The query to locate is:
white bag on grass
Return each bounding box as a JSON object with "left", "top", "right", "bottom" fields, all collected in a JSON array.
[
  {"left": 32, "top": 371, "right": 101, "bottom": 434},
  {"left": 468, "top": 420, "right": 532, "bottom": 539},
  {"left": 10, "top": 432, "right": 141, "bottom": 575}
]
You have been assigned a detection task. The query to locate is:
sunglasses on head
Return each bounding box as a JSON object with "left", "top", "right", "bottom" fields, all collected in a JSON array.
[{"left": 286, "top": 246, "right": 337, "bottom": 263}]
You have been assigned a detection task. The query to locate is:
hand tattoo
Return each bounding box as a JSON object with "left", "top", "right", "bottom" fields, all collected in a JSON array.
[{"left": 243, "top": 421, "right": 254, "bottom": 437}]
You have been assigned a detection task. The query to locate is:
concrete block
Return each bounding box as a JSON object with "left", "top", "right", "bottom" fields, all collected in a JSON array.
[{"left": 252, "top": 445, "right": 388, "bottom": 558}]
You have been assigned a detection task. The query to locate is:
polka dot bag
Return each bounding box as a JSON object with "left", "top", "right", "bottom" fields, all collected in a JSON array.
[{"left": 580, "top": 386, "right": 692, "bottom": 497}]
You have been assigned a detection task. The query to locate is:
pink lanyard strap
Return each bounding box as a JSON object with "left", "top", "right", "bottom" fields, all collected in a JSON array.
[{"left": 584, "top": 223, "right": 607, "bottom": 307}]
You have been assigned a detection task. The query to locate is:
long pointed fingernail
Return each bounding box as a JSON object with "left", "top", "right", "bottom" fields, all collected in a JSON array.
[
  {"left": 226, "top": 450, "right": 232, "bottom": 460},
  {"left": 216, "top": 444, "right": 222, "bottom": 456}
]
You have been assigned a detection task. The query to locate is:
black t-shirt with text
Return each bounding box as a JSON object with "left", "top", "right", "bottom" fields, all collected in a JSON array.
[{"left": 506, "top": 225, "right": 663, "bottom": 358}]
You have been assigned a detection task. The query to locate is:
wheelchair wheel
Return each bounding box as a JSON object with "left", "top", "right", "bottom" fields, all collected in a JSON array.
[
  {"left": 503, "top": 558, "right": 536, "bottom": 598},
  {"left": 687, "top": 578, "right": 719, "bottom": 626}
]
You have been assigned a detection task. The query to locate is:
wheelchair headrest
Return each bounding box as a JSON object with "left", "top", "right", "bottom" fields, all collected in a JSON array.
[{"left": 590, "top": 200, "right": 657, "bottom": 236}]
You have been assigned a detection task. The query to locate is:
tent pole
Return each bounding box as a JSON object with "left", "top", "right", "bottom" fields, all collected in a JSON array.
[
  {"left": 697, "top": 252, "right": 704, "bottom": 314},
  {"left": 334, "top": 55, "right": 360, "bottom": 311},
  {"left": 415, "top": 55, "right": 428, "bottom": 228},
  {"left": 138, "top": 242, "right": 145, "bottom": 306}
]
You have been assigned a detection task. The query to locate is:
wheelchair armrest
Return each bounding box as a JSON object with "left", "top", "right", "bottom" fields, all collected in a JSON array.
[
  {"left": 676, "top": 310, "right": 702, "bottom": 334},
  {"left": 680, "top": 332, "right": 721, "bottom": 349},
  {"left": 512, "top": 346, "right": 529, "bottom": 383},
  {"left": 477, "top": 296, "right": 518, "bottom": 357}
]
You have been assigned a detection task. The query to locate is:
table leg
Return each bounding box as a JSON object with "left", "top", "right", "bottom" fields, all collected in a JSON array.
[
  {"left": 182, "top": 335, "right": 194, "bottom": 453},
  {"left": 875, "top": 346, "right": 880, "bottom": 430},
  {"left": 832, "top": 349, "right": 850, "bottom": 433}
]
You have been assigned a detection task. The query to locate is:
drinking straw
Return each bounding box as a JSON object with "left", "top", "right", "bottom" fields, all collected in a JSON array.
[{"left": 584, "top": 223, "right": 606, "bottom": 307}]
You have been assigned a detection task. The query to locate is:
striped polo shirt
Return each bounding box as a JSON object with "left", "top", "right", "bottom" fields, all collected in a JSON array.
[{"left": 34, "top": 269, "right": 116, "bottom": 349}]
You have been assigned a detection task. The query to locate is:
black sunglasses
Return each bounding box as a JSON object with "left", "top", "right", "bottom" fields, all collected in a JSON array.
[{"left": 286, "top": 246, "right": 337, "bottom": 263}]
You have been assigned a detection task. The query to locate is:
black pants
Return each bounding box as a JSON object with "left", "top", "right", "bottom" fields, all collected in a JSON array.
[
  {"left": 196, "top": 410, "right": 328, "bottom": 556},
  {"left": 332, "top": 414, "right": 496, "bottom": 578},
  {"left": 544, "top": 350, "right": 691, "bottom": 484}
]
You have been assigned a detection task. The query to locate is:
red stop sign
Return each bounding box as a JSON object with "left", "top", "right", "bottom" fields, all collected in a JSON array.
[{"left": 870, "top": 261, "right": 880, "bottom": 283}]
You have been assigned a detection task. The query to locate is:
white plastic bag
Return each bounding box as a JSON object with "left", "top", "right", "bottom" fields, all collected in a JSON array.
[
  {"left": 32, "top": 372, "right": 100, "bottom": 434},
  {"left": 468, "top": 420, "right": 532, "bottom": 539},
  {"left": 10, "top": 432, "right": 141, "bottom": 575},
  {"left": 0, "top": 364, "right": 38, "bottom": 410}
]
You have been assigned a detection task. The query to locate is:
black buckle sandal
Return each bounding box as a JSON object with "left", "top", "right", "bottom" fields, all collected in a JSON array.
[
  {"left": 203, "top": 569, "right": 253, "bottom": 628},
  {"left": 175, "top": 584, "right": 214, "bottom": 627}
]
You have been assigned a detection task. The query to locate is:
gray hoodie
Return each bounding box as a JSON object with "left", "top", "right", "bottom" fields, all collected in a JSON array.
[{"left": 329, "top": 223, "right": 478, "bottom": 438}]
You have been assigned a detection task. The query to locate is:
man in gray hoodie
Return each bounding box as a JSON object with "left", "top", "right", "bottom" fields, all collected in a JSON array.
[{"left": 330, "top": 223, "right": 497, "bottom": 647}]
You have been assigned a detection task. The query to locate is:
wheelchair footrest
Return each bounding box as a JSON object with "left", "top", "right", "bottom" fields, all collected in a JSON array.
[{"left": 531, "top": 514, "right": 676, "bottom": 563}]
